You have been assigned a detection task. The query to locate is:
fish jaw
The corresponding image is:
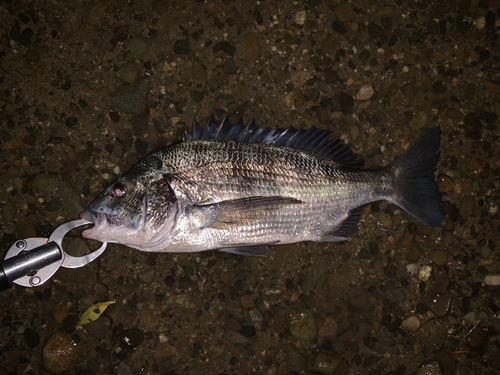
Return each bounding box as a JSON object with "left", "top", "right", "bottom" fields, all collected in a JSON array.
[{"left": 79, "top": 210, "right": 110, "bottom": 241}]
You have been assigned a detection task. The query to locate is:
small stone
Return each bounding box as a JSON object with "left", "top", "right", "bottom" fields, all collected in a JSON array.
[
  {"left": 401, "top": 316, "right": 421, "bottom": 331},
  {"left": 189, "top": 90, "right": 204, "bottom": 103},
  {"left": 310, "top": 351, "right": 349, "bottom": 374},
  {"left": 242, "top": 32, "right": 260, "bottom": 60},
  {"left": 427, "top": 20, "right": 440, "bottom": 34},
  {"left": 417, "top": 361, "right": 442, "bottom": 375},
  {"left": 334, "top": 3, "right": 355, "bottom": 22},
  {"left": 2, "top": 200, "right": 18, "bottom": 221},
  {"left": 318, "top": 316, "right": 338, "bottom": 337},
  {"left": 371, "top": 7, "right": 396, "bottom": 20},
  {"left": 173, "top": 38, "right": 191, "bottom": 54},
  {"left": 437, "top": 175, "right": 455, "bottom": 193},
  {"left": 240, "top": 295, "right": 253, "bottom": 310},
  {"left": 294, "top": 11, "right": 307, "bottom": 25},
  {"left": 116, "top": 62, "right": 139, "bottom": 84},
  {"left": 248, "top": 308, "right": 263, "bottom": 322},
  {"left": 483, "top": 80, "right": 500, "bottom": 95},
  {"left": 119, "top": 327, "right": 145, "bottom": 349},
  {"left": 413, "top": 321, "right": 447, "bottom": 351},
  {"left": 109, "top": 111, "right": 120, "bottom": 123},
  {"left": 459, "top": 196, "right": 475, "bottom": 217},
  {"left": 17, "top": 220, "right": 37, "bottom": 238},
  {"left": 445, "top": 108, "right": 462, "bottom": 119},
  {"left": 139, "top": 268, "right": 155, "bottom": 285},
  {"left": 24, "top": 327, "right": 40, "bottom": 348},
  {"left": 418, "top": 265, "right": 432, "bottom": 281},
  {"left": 43, "top": 333, "right": 84, "bottom": 374},
  {"left": 339, "top": 92, "right": 354, "bottom": 114},
  {"left": 426, "top": 275, "right": 451, "bottom": 317},
  {"left": 222, "top": 330, "right": 248, "bottom": 344},
  {"left": 110, "top": 78, "right": 149, "bottom": 115},
  {"left": 287, "top": 307, "right": 316, "bottom": 340},
  {"left": 222, "top": 58, "right": 237, "bottom": 74},
  {"left": 410, "top": 111, "right": 428, "bottom": 130},
  {"left": 484, "top": 275, "right": 500, "bottom": 286},
  {"left": 154, "top": 343, "right": 177, "bottom": 359},
  {"left": 166, "top": 294, "right": 190, "bottom": 308},
  {"left": 285, "top": 344, "right": 306, "bottom": 372},
  {"left": 125, "top": 38, "right": 148, "bottom": 57},
  {"left": 24, "top": 49, "right": 41, "bottom": 62},
  {"left": 475, "top": 16, "right": 486, "bottom": 30},
  {"left": 350, "top": 125, "right": 360, "bottom": 141},
  {"left": 192, "top": 61, "right": 207, "bottom": 79},
  {"left": 3, "top": 139, "right": 24, "bottom": 149},
  {"left": 429, "top": 250, "right": 448, "bottom": 266},
  {"left": 213, "top": 41, "right": 236, "bottom": 56},
  {"left": 355, "top": 85, "right": 374, "bottom": 100}
]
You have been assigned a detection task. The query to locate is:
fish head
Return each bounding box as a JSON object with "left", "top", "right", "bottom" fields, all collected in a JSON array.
[{"left": 80, "top": 156, "right": 179, "bottom": 249}]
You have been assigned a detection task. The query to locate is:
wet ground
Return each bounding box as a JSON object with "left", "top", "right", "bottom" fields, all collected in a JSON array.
[{"left": 1, "top": 0, "right": 500, "bottom": 374}]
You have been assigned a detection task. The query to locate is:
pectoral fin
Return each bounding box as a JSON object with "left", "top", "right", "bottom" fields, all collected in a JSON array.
[{"left": 197, "top": 196, "right": 303, "bottom": 230}]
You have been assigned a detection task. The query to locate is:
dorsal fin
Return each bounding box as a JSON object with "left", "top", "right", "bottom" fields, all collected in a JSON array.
[{"left": 184, "top": 114, "right": 364, "bottom": 168}]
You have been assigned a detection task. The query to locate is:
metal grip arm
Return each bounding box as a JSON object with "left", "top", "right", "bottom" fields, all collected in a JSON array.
[{"left": 0, "top": 242, "right": 62, "bottom": 291}]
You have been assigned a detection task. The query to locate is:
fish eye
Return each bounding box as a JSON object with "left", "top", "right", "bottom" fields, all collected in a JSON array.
[{"left": 111, "top": 182, "right": 127, "bottom": 198}]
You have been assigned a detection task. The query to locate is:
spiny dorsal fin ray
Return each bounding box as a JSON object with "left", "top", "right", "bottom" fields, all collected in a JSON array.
[{"left": 185, "top": 114, "right": 364, "bottom": 168}]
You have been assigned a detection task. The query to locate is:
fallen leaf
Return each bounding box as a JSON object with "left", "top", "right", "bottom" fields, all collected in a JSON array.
[{"left": 78, "top": 301, "right": 116, "bottom": 325}]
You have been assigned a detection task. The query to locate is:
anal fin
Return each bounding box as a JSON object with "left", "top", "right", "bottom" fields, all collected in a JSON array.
[{"left": 323, "top": 206, "right": 364, "bottom": 240}]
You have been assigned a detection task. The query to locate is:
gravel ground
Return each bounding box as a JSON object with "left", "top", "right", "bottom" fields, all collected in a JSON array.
[{"left": 1, "top": 0, "right": 500, "bottom": 374}]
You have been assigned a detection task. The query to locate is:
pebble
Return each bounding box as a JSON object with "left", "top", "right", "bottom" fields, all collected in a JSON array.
[
  {"left": 24, "top": 49, "right": 41, "bottom": 62},
  {"left": 294, "top": 11, "right": 307, "bottom": 26},
  {"left": 43, "top": 333, "right": 84, "bottom": 374},
  {"left": 2, "top": 200, "right": 18, "bottom": 221},
  {"left": 3, "top": 138, "right": 24, "bottom": 149},
  {"left": 119, "top": 327, "right": 145, "bottom": 349},
  {"left": 58, "top": 180, "right": 85, "bottom": 217},
  {"left": 475, "top": 16, "right": 486, "bottom": 30},
  {"left": 339, "top": 92, "right": 354, "bottom": 114},
  {"left": 154, "top": 343, "right": 177, "bottom": 359},
  {"left": 222, "top": 58, "right": 237, "bottom": 74},
  {"left": 425, "top": 275, "right": 451, "bottom": 317},
  {"left": 285, "top": 344, "right": 306, "bottom": 372},
  {"left": 371, "top": 7, "right": 396, "bottom": 20},
  {"left": 222, "top": 330, "right": 248, "bottom": 344},
  {"left": 413, "top": 321, "right": 447, "bottom": 351},
  {"left": 213, "top": 41, "right": 236, "bottom": 56},
  {"left": 167, "top": 294, "right": 190, "bottom": 308},
  {"left": 243, "top": 32, "right": 260, "bottom": 60},
  {"left": 287, "top": 307, "right": 316, "bottom": 340},
  {"left": 437, "top": 175, "right": 455, "bottom": 193},
  {"left": 192, "top": 61, "right": 207, "bottom": 79},
  {"left": 116, "top": 62, "right": 140, "bottom": 84},
  {"left": 310, "top": 351, "right": 349, "bottom": 374},
  {"left": 110, "top": 78, "right": 149, "bottom": 115},
  {"left": 417, "top": 361, "right": 442, "bottom": 375},
  {"left": 418, "top": 265, "right": 432, "bottom": 281},
  {"left": 445, "top": 108, "right": 462, "bottom": 119},
  {"left": 401, "top": 316, "right": 421, "bottom": 331},
  {"left": 484, "top": 275, "right": 500, "bottom": 286},
  {"left": 23, "top": 327, "right": 40, "bottom": 348},
  {"left": 410, "top": 111, "right": 428, "bottom": 130},
  {"left": 428, "top": 250, "right": 448, "bottom": 266},
  {"left": 355, "top": 85, "right": 374, "bottom": 101},
  {"left": 125, "top": 38, "right": 148, "bottom": 57},
  {"left": 334, "top": 3, "right": 355, "bottom": 22},
  {"left": 248, "top": 308, "right": 263, "bottom": 322},
  {"left": 173, "top": 38, "right": 191, "bottom": 54},
  {"left": 349, "top": 125, "right": 360, "bottom": 141},
  {"left": 17, "top": 220, "right": 37, "bottom": 238},
  {"left": 459, "top": 196, "right": 475, "bottom": 217},
  {"left": 318, "top": 316, "right": 338, "bottom": 337},
  {"left": 139, "top": 268, "right": 156, "bottom": 285},
  {"left": 483, "top": 80, "right": 500, "bottom": 95}
]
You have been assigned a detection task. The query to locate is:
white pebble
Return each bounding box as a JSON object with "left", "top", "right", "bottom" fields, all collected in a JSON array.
[
  {"left": 355, "top": 85, "right": 374, "bottom": 101},
  {"left": 418, "top": 265, "right": 433, "bottom": 281},
  {"left": 484, "top": 275, "right": 500, "bottom": 286},
  {"left": 295, "top": 11, "right": 306, "bottom": 26},
  {"left": 401, "top": 316, "right": 421, "bottom": 331},
  {"left": 475, "top": 16, "right": 486, "bottom": 30}
]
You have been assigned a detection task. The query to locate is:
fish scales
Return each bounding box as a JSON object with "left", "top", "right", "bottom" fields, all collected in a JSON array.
[{"left": 80, "top": 117, "right": 444, "bottom": 256}]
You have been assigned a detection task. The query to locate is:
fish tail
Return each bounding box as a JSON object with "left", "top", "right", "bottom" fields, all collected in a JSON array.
[{"left": 388, "top": 127, "right": 445, "bottom": 228}]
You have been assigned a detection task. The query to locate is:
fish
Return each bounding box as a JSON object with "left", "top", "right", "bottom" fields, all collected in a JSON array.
[{"left": 79, "top": 115, "right": 445, "bottom": 256}]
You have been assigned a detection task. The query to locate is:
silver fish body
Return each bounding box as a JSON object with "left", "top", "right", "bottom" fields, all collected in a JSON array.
[{"left": 80, "top": 117, "right": 444, "bottom": 256}]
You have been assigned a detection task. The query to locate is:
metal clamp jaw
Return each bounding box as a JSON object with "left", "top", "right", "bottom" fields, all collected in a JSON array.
[{"left": 0, "top": 219, "right": 107, "bottom": 291}]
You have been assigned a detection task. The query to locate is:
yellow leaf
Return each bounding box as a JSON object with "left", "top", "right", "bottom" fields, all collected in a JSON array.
[{"left": 78, "top": 301, "right": 116, "bottom": 325}]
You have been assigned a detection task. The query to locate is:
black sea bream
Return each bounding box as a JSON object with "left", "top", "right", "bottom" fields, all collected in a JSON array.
[{"left": 80, "top": 116, "right": 445, "bottom": 256}]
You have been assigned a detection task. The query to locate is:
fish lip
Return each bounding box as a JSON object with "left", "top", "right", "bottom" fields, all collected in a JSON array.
[{"left": 79, "top": 210, "right": 108, "bottom": 239}]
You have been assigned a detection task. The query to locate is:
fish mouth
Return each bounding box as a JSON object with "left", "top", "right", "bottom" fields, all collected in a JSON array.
[{"left": 79, "top": 210, "right": 108, "bottom": 239}]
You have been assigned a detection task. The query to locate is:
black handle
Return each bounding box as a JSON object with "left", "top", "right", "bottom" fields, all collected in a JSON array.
[{"left": 0, "top": 263, "right": 12, "bottom": 291}]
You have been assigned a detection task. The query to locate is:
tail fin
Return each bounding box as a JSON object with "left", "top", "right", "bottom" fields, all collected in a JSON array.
[{"left": 389, "top": 127, "right": 445, "bottom": 228}]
